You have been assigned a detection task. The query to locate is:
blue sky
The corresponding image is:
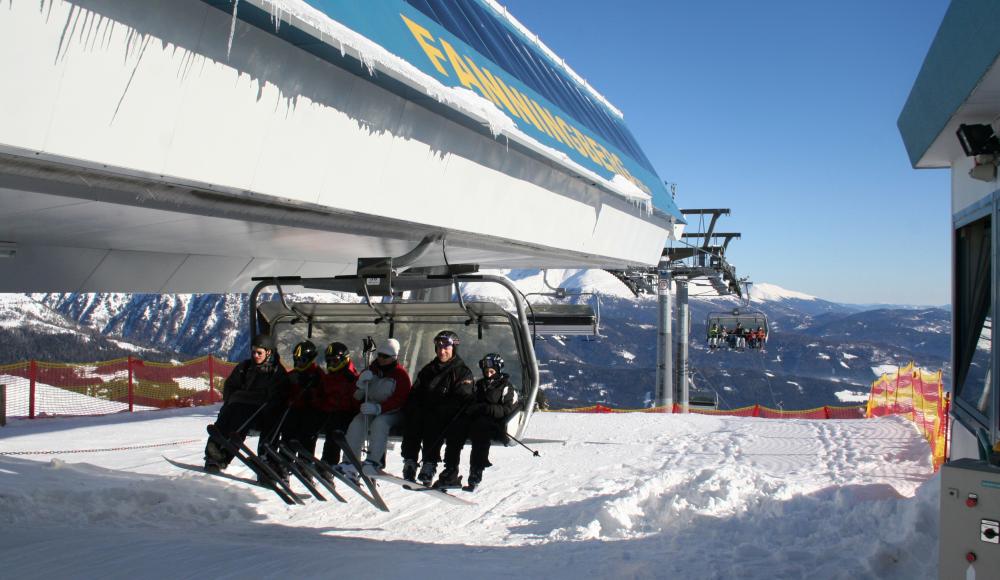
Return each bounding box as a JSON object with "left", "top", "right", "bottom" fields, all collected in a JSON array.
[{"left": 501, "top": 0, "right": 952, "bottom": 305}]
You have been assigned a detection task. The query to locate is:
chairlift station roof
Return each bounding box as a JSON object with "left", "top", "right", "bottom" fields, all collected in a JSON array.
[{"left": 0, "top": 0, "right": 684, "bottom": 293}]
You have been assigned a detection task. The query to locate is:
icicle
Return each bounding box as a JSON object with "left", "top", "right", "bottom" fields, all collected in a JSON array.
[{"left": 226, "top": 0, "right": 240, "bottom": 61}]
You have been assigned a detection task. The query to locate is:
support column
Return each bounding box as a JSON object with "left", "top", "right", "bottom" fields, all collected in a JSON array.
[
  {"left": 676, "top": 278, "right": 690, "bottom": 413},
  {"left": 655, "top": 270, "right": 673, "bottom": 411}
]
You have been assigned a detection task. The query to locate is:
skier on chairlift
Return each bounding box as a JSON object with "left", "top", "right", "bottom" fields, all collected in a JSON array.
[
  {"left": 734, "top": 321, "right": 746, "bottom": 349},
  {"left": 400, "top": 330, "right": 475, "bottom": 485},
  {"left": 337, "top": 338, "right": 411, "bottom": 481},
  {"left": 276, "top": 341, "right": 328, "bottom": 469},
  {"left": 436, "top": 353, "right": 518, "bottom": 490},
  {"left": 708, "top": 322, "right": 720, "bottom": 349},
  {"left": 317, "top": 342, "right": 361, "bottom": 467},
  {"left": 754, "top": 325, "right": 767, "bottom": 350},
  {"left": 203, "top": 334, "right": 289, "bottom": 473}
]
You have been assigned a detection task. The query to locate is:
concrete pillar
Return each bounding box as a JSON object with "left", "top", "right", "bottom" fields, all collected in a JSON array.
[
  {"left": 655, "top": 270, "right": 673, "bottom": 410},
  {"left": 676, "top": 278, "right": 690, "bottom": 413}
]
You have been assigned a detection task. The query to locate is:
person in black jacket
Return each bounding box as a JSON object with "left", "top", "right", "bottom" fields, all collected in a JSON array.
[
  {"left": 204, "top": 334, "right": 289, "bottom": 472},
  {"left": 436, "top": 353, "right": 518, "bottom": 490},
  {"left": 400, "top": 330, "right": 474, "bottom": 484}
]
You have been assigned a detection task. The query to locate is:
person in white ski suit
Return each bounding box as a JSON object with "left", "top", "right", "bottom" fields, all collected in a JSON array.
[{"left": 338, "top": 338, "right": 412, "bottom": 477}]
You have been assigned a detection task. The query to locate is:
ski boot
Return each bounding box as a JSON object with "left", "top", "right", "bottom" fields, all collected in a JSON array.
[
  {"left": 433, "top": 466, "right": 462, "bottom": 489},
  {"left": 204, "top": 440, "right": 228, "bottom": 473},
  {"left": 258, "top": 460, "right": 289, "bottom": 486},
  {"left": 335, "top": 462, "right": 360, "bottom": 486},
  {"left": 203, "top": 458, "right": 226, "bottom": 474},
  {"left": 464, "top": 467, "right": 483, "bottom": 491},
  {"left": 361, "top": 460, "right": 381, "bottom": 478},
  {"left": 402, "top": 459, "right": 418, "bottom": 482},
  {"left": 417, "top": 461, "right": 437, "bottom": 486}
]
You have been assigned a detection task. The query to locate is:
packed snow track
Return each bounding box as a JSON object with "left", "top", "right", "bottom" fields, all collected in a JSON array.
[{"left": 0, "top": 408, "right": 938, "bottom": 579}]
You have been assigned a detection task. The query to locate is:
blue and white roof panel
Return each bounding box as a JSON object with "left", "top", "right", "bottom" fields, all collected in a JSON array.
[{"left": 205, "top": 0, "right": 682, "bottom": 221}]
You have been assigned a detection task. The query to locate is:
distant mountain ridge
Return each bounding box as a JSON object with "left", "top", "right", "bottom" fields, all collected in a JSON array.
[{"left": 0, "top": 272, "right": 950, "bottom": 410}]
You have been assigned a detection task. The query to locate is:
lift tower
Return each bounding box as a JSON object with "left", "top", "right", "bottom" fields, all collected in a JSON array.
[
  {"left": 659, "top": 209, "right": 743, "bottom": 411},
  {"left": 606, "top": 208, "right": 745, "bottom": 411}
]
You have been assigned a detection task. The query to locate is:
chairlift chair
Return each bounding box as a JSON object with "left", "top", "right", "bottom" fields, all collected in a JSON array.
[
  {"left": 688, "top": 390, "right": 719, "bottom": 411},
  {"left": 706, "top": 308, "right": 769, "bottom": 350},
  {"left": 247, "top": 272, "right": 559, "bottom": 441},
  {"left": 523, "top": 269, "right": 602, "bottom": 339}
]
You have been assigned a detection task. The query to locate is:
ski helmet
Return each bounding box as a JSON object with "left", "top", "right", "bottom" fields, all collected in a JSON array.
[
  {"left": 251, "top": 334, "right": 276, "bottom": 352},
  {"left": 325, "top": 342, "right": 350, "bottom": 371},
  {"left": 292, "top": 340, "right": 318, "bottom": 369},
  {"left": 433, "top": 330, "right": 460, "bottom": 348},
  {"left": 478, "top": 353, "right": 504, "bottom": 374}
]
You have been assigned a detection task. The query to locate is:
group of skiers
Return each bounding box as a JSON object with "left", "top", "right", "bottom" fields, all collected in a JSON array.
[
  {"left": 707, "top": 322, "right": 767, "bottom": 350},
  {"left": 203, "top": 330, "right": 519, "bottom": 491}
]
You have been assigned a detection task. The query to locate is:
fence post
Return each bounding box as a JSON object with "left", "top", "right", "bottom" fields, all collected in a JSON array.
[
  {"left": 752, "top": 404, "right": 760, "bottom": 417},
  {"left": 29, "top": 360, "right": 37, "bottom": 419},
  {"left": 208, "top": 355, "right": 216, "bottom": 404},
  {"left": 823, "top": 406, "right": 830, "bottom": 419},
  {"left": 1, "top": 384, "right": 6, "bottom": 427},
  {"left": 893, "top": 366, "right": 900, "bottom": 414},
  {"left": 127, "top": 356, "right": 134, "bottom": 413}
]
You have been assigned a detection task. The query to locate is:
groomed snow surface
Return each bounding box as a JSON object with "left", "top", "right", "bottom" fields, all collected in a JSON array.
[{"left": 0, "top": 409, "right": 937, "bottom": 579}]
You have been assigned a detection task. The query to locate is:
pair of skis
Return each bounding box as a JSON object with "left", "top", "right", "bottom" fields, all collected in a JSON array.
[
  {"left": 366, "top": 470, "right": 476, "bottom": 506},
  {"left": 167, "top": 428, "right": 475, "bottom": 508},
  {"left": 167, "top": 426, "right": 388, "bottom": 510}
]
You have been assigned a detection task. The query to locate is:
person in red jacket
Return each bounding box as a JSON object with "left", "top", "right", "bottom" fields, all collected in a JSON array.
[
  {"left": 338, "top": 338, "right": 412, "bottom": 478},
  {"left": 317, "top": 342, "right": 361, "bottom": 466},
  {"left": 277, "top": 340, "right": 327, "bottom": 461}
]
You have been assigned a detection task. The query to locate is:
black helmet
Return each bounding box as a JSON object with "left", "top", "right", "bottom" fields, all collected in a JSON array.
[
  {"left": 325, "top": 342, "right": 350, "bottom": 370},
  {"left": 251, "top": 334, "right": 276, "bottom": 352},
  {"left": 325, "top": 342, "right": 349, "bottom": 360},
  {"left": 433, "top": 330, "right": 460, "bottom": 348},
  {"left": 293, "top": 340, "right": 318, "bottom": 369},
  {"left": 478, "top": 353, "right": 504, "bottom": 374}
]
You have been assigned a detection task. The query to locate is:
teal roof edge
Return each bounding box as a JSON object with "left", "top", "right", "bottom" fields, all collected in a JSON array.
[{"left": 898, "top": 0, "right": 1000, "bottom": 168}]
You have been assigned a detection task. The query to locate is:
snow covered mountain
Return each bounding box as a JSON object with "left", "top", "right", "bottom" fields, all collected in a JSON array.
[
  {"left": 3, "top": 271, "right": 950, "bottom": 410},
  {"left": 0, "top": 294, "right": 165, "bottom": 362}
]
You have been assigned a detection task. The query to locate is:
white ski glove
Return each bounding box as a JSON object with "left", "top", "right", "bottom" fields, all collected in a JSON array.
[{"left": 360, "top": 402, "right": 381, "bottom": 416}]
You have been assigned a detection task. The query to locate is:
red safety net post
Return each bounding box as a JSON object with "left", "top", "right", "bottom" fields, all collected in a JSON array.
[
  {"left": 127, "top": 356, "right": 134, "bottom": 413},
  {"left": 752, "top": 404, "right": 760, "bottom": 417},
  {"left": 29, "top": 359, "right": 36, "bottom": 419},
  {"left": 208, "top": 355, "right": 216, "bottom": 404},
  {"left": 823, "top": 406, "right": 831, "bottom": 419}
]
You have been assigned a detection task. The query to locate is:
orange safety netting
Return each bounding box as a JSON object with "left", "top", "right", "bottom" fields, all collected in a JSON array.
[
  {"left": 0, "top": 356, "right": 235, "bottom": 419},
  {"left": 558, "top": 403, "right": 866, "bottom": 419},
  {"left": 866, "top": 362, "right": 949, "bottom": 470}
]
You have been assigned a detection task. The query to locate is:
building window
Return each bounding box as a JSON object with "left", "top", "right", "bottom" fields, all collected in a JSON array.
[{"left": 954, "top": 215, "right": 992, "bottom": 422}]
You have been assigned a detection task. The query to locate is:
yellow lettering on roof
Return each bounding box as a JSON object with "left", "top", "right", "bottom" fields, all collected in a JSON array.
[
  {"left": 400, "top": 15, "right": 654, "bottom": 195},
  {"left": 464, "top": 57, "right": 517, "bottom": 114},
  {"left": 440, "top": 39, "right": 492, "bottom": 101},
  {"left": 401, "top": 15, "right": 448, "bottom": 77},
  {"left": 494, "top": 77, "right": 549, "bottom": 135}
]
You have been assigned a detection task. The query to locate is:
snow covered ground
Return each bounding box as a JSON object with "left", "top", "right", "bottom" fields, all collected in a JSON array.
[{"left": 0, "top": 408, "right": 938, "bottom": 579}]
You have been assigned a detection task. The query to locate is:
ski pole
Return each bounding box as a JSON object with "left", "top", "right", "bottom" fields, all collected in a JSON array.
[
  {"left": 361, "top": 336, "right": 377, "bottom": 454},
  {"left": 233, "top": 401, "right": 270, "bottom": 435},
  {"left": 506, "top": 432, "right": 540, "bottom": 457}
]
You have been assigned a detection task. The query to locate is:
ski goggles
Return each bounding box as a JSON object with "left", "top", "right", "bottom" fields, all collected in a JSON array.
[{"left": 434, "top": 336, "right": 457, "bottom": 348}]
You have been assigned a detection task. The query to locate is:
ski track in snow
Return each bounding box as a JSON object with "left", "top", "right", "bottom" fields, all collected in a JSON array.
[{"left": 0, "top": 408, "right": 937, "bottom": 579}]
